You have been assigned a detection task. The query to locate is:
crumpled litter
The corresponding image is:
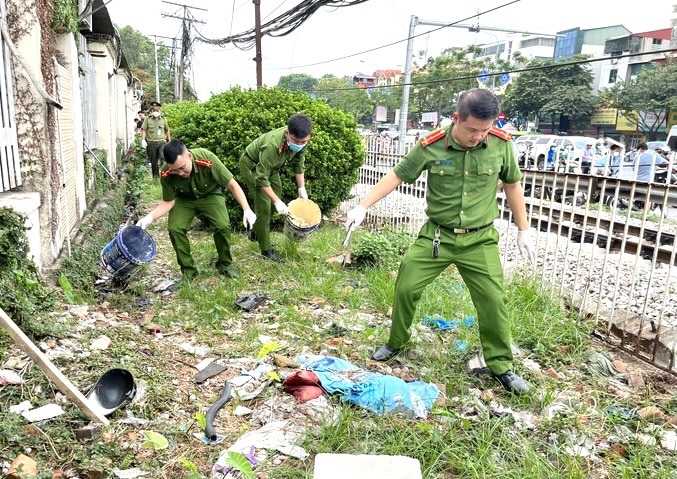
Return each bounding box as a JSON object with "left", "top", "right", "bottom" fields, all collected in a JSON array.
[
  {"left": 296, "top": 355, "right": 439, "bottom": 418},
  {"left": 234, "top": 293, "right": 269, "bottom": 312},
  {"left": 583, "top": 350, "right": 627, "bottom": 379},
  {"left": 0, "top": 369, "right": 22, "bottom": 386},
  {"left": 212, "top": 419, "right": 307, "bottom": 479}
]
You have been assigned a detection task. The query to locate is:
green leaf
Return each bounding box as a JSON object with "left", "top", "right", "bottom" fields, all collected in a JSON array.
[
  {"left": 142, "top": 430, "right": 169, "bottom": 450},
  {"left": 266, "top": 370, "right": 281, "bottom": 382},
  {"left": 194, "top": 411, "right": 206, "bottom": 430},
  {"left": 257, "top": 341, "right": 280, "bottom": 360},
  {"left": 226, "top": 451, "right": 254, "bottom": 479},
  {"left": 179, "top": 458, "right": 200, "bottom": 474},
  {"left": 58, "top": 272, "right": 75, "bottom": 303}
]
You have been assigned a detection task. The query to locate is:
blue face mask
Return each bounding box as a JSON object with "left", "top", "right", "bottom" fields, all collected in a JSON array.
[{"left": 287, "top": 141, "right": 305, "bottom": 153}]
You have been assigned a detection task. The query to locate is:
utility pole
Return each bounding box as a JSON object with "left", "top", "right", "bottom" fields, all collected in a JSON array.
[
  {"left": 253, "top": 0, "right": 262, "bottom": 87},
  {"left": 153, "top": 35, "right": 160, "bottom": 102},
  {"left": 148, "top": 34, "right": 180, "bottom": 103},
  {"left": 161, "top": 1, "right": 206, "bottom": 100}
]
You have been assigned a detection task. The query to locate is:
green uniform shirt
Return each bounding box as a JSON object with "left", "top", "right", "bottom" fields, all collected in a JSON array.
[
  {"left": 160, "top": 148, "right": 233, "bottom": 202},
  {"left": 240, "top": 127, "right": 305, "bottom": 188},
  {"left": 393, "top": 126, "right": 522, "bottom": 229},
  {"left": 142, "top": 116, "right": 169, "bottom": 142}
]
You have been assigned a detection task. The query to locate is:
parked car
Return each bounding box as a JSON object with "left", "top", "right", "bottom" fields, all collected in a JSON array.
[
  {"left": 527, "top": 135, "right": 560, "bottom": 167},
  {"left": 405, "top": 128, "right": 431, "bottom": 143},
  {"left": 646, "top": 141, "right": 670, "bottom": 153}
]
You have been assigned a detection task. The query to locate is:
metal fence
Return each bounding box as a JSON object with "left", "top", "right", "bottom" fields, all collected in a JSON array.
[
  {"left": 340, "top": 136, "right": 677, "bottom": 373},
  {"left": 0, "top": 0, "right": 21, "bottom": 192}
]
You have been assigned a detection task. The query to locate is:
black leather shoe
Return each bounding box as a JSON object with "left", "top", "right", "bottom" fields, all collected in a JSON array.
[
  {"left": 371, "top": 344, "right": 402, "bottom": 361},
  {"left": 494, "top": 370, "right": 530, "bottom": 394},
  {"left": 248, "top": 230, "right": 257, "bottom": 242},
  {"left": 261, "top": 249, "right": 285, "bottom": 262}
]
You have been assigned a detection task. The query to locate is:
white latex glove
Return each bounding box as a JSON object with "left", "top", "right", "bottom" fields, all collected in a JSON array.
[
  {"left": 345, "top": 205, "right": 367, "bottom": 230},
  {"left": 274, "top": 200, "right": 288, "bottom": 215},
  {"left": 243, "top": 209, "right": 257, "bottom": 229},
  {"left": 141, "top": 139, "right": 148, "bottom": 148},
  {"left": 298, "top": 187, "right": 308, "bottom": 200},
  {"left": 136, "top": 213, "right": 154, "bottom": 229},
  {"left": 516, "top": 229, "right": 536, "bottom": 265}
]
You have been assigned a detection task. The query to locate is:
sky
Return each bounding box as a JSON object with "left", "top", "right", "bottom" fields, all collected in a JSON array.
[{"left": 104, "top": 0, "right": 676, "bottom": 101}]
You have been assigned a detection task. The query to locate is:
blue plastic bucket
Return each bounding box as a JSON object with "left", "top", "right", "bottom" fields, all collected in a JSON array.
[{"left": 101, "top": 225, "right": 156, "bottom": 277}]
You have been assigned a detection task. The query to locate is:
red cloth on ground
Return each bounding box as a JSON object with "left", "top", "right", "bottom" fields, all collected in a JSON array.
[{"left": 282, "top": 370, "right": 324, "bottom": 402}]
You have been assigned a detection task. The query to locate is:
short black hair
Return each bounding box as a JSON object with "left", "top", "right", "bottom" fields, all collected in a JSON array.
[
  {"left": 610, "top": 144, "right": 621, "bottom": 151},
  {"left": 456, "top": 88, "right": 499, "bottom": 121},
  {"left": 163, "top": 140, "right": 188, "bottom": 164},
  {"left": 288, "top": 114, "right": 313, "bottom": 138},
  {"left": 638, "top": 142, "right": 648, "bottom": 150}
]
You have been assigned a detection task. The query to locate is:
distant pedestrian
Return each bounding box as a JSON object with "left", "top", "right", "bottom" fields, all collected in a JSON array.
[{"left": 141, "top": 102, "right": 171, "bottom": 178}]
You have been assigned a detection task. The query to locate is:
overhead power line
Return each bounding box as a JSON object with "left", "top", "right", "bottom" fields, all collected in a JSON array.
[
  {"left": 274, "top": 0, "right": 521, "bottom": 70},
  {"left": 193, "top": 0, "right": 369, "bottom": 50},
  {"left": 310, "top": 48, "right": 677, "bottom": 93}
]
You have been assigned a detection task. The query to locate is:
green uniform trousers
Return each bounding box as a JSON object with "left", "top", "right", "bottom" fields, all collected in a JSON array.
[
  {"left": 388, "top": 221, "right": 513, "bottom": 375},
  {"left": 167, "top": 194, "right": 232, "bottom": 277},
  {"left": 242, "top": 173, "right": 282, "bottom": 252},
  {"left": 146, "top": 140, "right": 166, "bottom": 178}
]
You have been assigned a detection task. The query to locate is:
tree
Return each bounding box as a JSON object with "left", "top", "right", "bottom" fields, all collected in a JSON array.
[
  {"left": 408, "top": 46, "right": 510, "bottom": 124},
  {"left": 313, "top": 75, "right": 373, "bottom": 122},
  {"left": 503, "top": 54, "right": 595, "bottom": 132},
  {"left": 277, "top": 73, "right": 318, "bottom": 92},
  {"left": 118, "top": 25, "right": 197, "bottom": 105},
  {"left": 598, "top": 62, "right": 677, "bottom": 140}
]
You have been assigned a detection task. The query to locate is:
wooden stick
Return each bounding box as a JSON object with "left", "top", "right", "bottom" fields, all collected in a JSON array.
[{"left": 0, "top": 307, "right": 109, "bottom": 425}]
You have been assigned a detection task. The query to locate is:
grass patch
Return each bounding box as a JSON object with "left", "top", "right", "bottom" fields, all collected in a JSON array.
[{"left": 1, "top": 174, "right": 676, "bottom": 478}]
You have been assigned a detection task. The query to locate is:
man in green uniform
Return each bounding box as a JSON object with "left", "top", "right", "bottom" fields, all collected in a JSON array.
[
  {"left": 239, "top": 114, "right": 312, "bottom": 262},
  {"left": 141, "top": 102, "right": 171, "bottom": 178},
  {"left": 346, "top": 89, "right": 536, "bottom": 393},
  {"left": 136, "top": 140, "right": 257, "bottom": 281}
]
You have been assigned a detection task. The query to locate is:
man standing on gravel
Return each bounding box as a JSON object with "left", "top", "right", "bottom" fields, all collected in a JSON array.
[
  {"left": 136, "top": 140, "right": 257, "bottom": 281},
  {"left": 345, "top": 89, "right": 536, "bottom": 394}
]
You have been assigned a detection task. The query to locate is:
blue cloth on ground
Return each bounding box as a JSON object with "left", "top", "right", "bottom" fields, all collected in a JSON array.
[
  {"left": 295, "top": 355, "right": 439, "bottom": 418},
  {"left": 422, "top": 316, "right": 459, "bottom": 330}
]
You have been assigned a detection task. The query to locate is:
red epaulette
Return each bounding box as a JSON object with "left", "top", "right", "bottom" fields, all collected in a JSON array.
[
  {"left": 161, "top": 169, "right": 171, "bottom": 178},
  {"left": 195, "top": 159, "right": 212, "bottom": 168},
  {"left": 420, "top": 129, "right": 446, "bottom": 147},
  {"left": 488, "top": 127, "right": 511, "bottom": 141}
]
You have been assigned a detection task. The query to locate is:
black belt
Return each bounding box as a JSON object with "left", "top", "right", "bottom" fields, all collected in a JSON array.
[{"left": 434, "top": 221, "right": 494, "bottom": 234}]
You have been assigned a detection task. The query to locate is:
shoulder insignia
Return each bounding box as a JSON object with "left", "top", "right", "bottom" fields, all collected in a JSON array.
[
  {"left": 195, "top": 159, "right": 212, "bottom": 168},
  {"left": 161, "top": 169, "right": 171, "bottom": 178},
  {"left": 488, "top": 127, "right": 511, "bottom": 141},
  {"left": 420, "top": 129, "right": 446, "bottom": 147}
]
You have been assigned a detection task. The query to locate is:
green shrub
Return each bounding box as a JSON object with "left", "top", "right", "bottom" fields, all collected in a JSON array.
[
  {"left": 350, "top": 228, "right": 412, "bottom": 268},
  {"left": 162, "top": 87, "right": 365, "bottom": 228},
  {"left": 0, "top": 208, "right": 55, "bottom": 336}
]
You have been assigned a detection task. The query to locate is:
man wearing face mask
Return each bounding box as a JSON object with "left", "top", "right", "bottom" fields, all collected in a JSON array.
[
  {"left": 607, "top": 144, "right": 622, "bottom": 177},
  {"left": 141, "top": 101, "right": 172, "bottom": 178},
  {"left": 239, "top": 114, "right": 312, "bottom": 262},
  {"left": 136, "top": 140, "right": 256, "bottom": 281}
]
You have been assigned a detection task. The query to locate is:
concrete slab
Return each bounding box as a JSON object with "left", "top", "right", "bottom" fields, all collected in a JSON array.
[{"left": 313, "top": 453, "right": 422, "bottom": 479}]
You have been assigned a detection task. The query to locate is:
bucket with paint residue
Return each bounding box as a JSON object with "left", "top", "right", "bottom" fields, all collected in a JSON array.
[
  {"left": 101, "top": 225, "right": 156, "bottom": 277},
  {"left": 284, "top": 198, "right": 321, "bottom": 242}
]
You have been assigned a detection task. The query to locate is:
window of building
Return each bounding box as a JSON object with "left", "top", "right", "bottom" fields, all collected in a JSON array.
[
  {"left": 520, "top": 37, "right": 555, "bottom": 49},
  {"left": 608, "top": 69, "right": 618, "bottom": 83}
]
